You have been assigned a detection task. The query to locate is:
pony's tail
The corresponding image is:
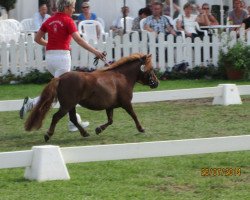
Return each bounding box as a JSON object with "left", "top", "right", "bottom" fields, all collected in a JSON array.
[{"left": 25, "top": 78, "right": 60, "bottom": 131}]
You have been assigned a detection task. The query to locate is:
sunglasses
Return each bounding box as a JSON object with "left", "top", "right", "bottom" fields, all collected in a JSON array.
[
  {"left": 82, "top": 7, "right": 89, "bottom": 9},
  {"left": 202, "top": 7, "right": 209, "bottom": 10}
]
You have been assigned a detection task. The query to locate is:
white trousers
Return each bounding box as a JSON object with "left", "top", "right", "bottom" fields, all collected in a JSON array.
[
  {"left": 32, "top": 50, "right": 71, "bottom": 106},
  {"left": 46, "top": 50, "right": 71, "bottom": 78}
]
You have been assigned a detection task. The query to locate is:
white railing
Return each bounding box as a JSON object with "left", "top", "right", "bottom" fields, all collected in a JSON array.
[
  {"left": 0, "top": 84, "right": 249, "bottom": 112},
  {"left": 1, "top": 30, "right": 250, "bottom": 76},
  {"left": 0, "top": 84, "right": 250, "bottom": 181},
  {"left": 0, "top": 136, "right": 249, "bottom": 181}
]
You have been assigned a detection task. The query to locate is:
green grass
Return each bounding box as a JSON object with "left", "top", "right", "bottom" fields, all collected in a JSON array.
[
  {"left": 1, "top": 99, "right": 250, "bottom": 151},
  {"left": 1, "top": 79, "right": 250, "bottom": 100},
  {"left": 0, "top": 152, "right": 249, "bottom": 200},
  {"left": 0, "top": 80, "right": 250, "bottom": 199}
]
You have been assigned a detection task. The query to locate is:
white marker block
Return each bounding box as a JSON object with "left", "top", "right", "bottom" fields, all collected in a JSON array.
[
  {"left": 24, "top": 145, "right": 70, "bottom": 181},
  {"left": 213, "top": 84, "right": 242, "bottom": 106}
]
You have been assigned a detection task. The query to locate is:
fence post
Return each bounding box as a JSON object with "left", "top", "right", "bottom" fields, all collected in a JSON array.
[
  {"left": 212, "top": 84, "right": 242, "bottom": 106},
  {"left": 24, "top": 145, "right": 70, "bottom": 182}
]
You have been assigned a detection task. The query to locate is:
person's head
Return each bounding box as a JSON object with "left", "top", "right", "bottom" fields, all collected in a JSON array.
[
  {"left": 81, "top": 2, "right": 90, "bottom": 14},
  {"left": 57, "top": 0, "right": 76, "bottom": 16},
  {"left": 202, "top": 3, "right": 210, "bottom": 14},
  {"left": 121, "top": 6, "right": 129, "bottom": 17},
  {"left": 138, "top": 7, "right": 152, "bottom": 19},
  {"left": 151, "top": 2, "right": 163, "bottom": 17},
  {"left": 234, "top": 0, "right": 242, "bottom": 10},
  {"left": 39, "top": 4, "right": 48, "bottom": 17},
  {"left": 183, "top": 2, "right": 193, "bottom": 16}
]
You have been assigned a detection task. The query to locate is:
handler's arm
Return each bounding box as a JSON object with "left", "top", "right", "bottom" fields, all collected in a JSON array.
[
  {"left": 34, "top": 30, "right": 47, "bottom": 46},
  {"left": 72, "top": 32, "right": 104, "bottom": 59}
]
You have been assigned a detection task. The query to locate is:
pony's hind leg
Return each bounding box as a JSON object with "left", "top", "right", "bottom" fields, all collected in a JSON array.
[
  {"left": 45, "top": 107, "right": 68, "bottom": 142},
  {"left": 123, "top": 103, "right": 145, "bottom": 133},
  {"left": 95, "top": 109, "right": 113, "bottom": 135},
  {"left": 69, "top": 107, "right": 90, "bottom": 137}
]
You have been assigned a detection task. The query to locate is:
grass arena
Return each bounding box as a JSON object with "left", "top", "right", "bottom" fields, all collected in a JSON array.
[{"left": 0, "top": 80, "right": 250, "bottom": 199}]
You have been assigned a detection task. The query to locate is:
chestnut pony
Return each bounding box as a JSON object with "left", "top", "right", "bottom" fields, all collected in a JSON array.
[{"left": 25, "top": 53, "right": 159, "bottom": 142}]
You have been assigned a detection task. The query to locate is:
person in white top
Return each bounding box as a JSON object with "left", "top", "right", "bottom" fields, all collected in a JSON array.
[
  {"left": 110, "top": 6, "right": 132, "bottom": 36},
  {"left": 33, "top": 3, "right": 51, "bottom": 31},
  {"left": 176, "top": 2, "right": 206, "bottom": 39}
]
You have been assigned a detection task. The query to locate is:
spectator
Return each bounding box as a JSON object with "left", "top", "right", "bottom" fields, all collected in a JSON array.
[
  {"left": 47, "top": 0, "right": 57, "bottom": 15},
  {"left": 240, "top": 14, "right": 250, "bottom": 32},
  {"left": 197, "top": 3, "right": 219, "bottom": 26},
  {"left": 111, "top": 6, "right": 131, "bottom": 30},
  {"left": 163, "top": 0, "right": 180, "bottom": 19},
  {"left": 228, "top": 0, "right": 248, "bottom": 25},
  {"left": 33, "top": 3, "right": 51, "bottom": 31},
  {"left": 176, "top": 2, "right": 206, "bottom": 39},
  {"left": 77, "top": 2, "right": 97, "bottom": 21},
  {"left": 132, "top": 7, "right": 152, "bottom": 32},
  {"left": 77, "top": 2, "right": 102, "bottom": 39},
  {"left": 144, "top": 2, "right": 177, "bottom": 37},
  {"left": 110, "top": 6, "right": 132, "bottom": 36}
]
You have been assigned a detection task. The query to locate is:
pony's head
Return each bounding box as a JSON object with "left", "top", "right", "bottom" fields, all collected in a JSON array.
[{"left": 137, "top": 54, "right": 159, "bottom": 88}]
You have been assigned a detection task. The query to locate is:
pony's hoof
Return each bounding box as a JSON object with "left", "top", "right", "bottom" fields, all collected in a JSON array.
[
  {"left": 82, "top": 132, "right": 90, "bottom": 137},
  {"left": 44, "top": 134, "right": 50, "bottom": 142},
  {"left": 139, "top": 128, "right": 145, "bottom": 133},
  {"left": 95, "top": 127, "right": 102, "bottom": 135}
]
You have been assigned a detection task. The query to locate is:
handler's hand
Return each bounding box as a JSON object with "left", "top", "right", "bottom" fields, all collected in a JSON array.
[{"left": 94, "top": 50, "right": 106, "bottom": 60}]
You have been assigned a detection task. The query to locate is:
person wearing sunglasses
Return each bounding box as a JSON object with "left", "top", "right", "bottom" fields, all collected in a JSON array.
[
  {"left": 77, "top": 2, "right": 97, "bottom": 21},
  {"left": 197, "top": 3, "right": 218, "bottom": 26}
]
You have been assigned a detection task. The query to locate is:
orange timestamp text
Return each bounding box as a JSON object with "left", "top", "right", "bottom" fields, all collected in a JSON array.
[{"left": 201, "top": 167, "right": 241, "bottom": 176}]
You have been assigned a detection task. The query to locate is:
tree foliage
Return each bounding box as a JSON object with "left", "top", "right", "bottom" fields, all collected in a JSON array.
[{"left": 0, "top": 0, "right": 17, "bottom": 12}]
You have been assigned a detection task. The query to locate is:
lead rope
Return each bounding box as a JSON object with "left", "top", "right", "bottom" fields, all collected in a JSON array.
[{"left": 93, "top": 51, "right": 111, "bottom": 66}]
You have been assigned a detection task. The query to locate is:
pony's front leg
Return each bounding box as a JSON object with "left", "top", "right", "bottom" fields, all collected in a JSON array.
[
  {"left": 69, "top": 108, "right": 90, "bottom": 138},
  {"left": 123, "top": 104, "right": 145, "bottom": 133},
  {"left": 95, "top": 109, "right": 113, "bottom": 135},
  {"left": 45, "top": 108, "right": 68, "bottom": 142}
]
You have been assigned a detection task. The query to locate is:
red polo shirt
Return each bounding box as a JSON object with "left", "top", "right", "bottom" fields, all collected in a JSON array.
[{"left": 40, "top": 12, "right": 77, "bottom": 50}]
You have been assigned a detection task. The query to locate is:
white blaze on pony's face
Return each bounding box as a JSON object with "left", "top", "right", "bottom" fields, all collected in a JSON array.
[
  {"left": 139, "top": 54, "right": 159, "bottom": 89},
  {"left": 140, "top": 65, "right": 145, "bottom": 72}
]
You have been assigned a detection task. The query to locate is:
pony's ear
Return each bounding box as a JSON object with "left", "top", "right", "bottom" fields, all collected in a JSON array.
[
  {"left": 142, "top": 55, "right": 147, "bottom": 61},
  {"left": 147, "top": 54, "right": 152, "bottom": 58}
]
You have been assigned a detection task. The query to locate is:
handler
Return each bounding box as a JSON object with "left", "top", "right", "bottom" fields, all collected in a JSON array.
[{"left": 20, "top": 0, "right": 105, "bottom": 131}]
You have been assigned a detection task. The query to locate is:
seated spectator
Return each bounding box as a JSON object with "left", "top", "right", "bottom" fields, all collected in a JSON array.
[
  {"left": 197, "top": 3, "right": 219, "bottom": 26},
  {"left": 163, "top": 0, "right": 180, "bottom": 19},
  {"left": 110, "top": 6, "right": 132, "bottom": 36},
  {"left": 33, "top": 3, "right": 51, "bottom": 31},
  {"left": 176, "top": 2, "right": 206, "bottom": 39},
  {"left": 144, "top": 2, "right": 177, "bottom": 38},
  {"left": 111, "top": 6, "right": 131, "bottom": 29},
  {"left": 228, "top": 0, "right": 248, "bottom": 26},
  {"left": 47, "top": 0, "right": 57, "bottom": 15},
  {"left": 132, "top": 7, "right": 152, "bottom": 32},
  {"left": 240, "top": 15, "right": 250, "bottom": 32},
  {"left": 77, "top": 2, "right": 97, "bottom": 21}
]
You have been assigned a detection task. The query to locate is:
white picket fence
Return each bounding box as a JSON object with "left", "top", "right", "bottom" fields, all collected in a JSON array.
[{"left": 1, "top": 30, "right": 250, "bottom": 76}]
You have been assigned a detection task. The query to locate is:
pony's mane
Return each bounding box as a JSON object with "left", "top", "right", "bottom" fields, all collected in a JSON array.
[{"left": 98, "top": 53, "right": 148, "bottom": 71}]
